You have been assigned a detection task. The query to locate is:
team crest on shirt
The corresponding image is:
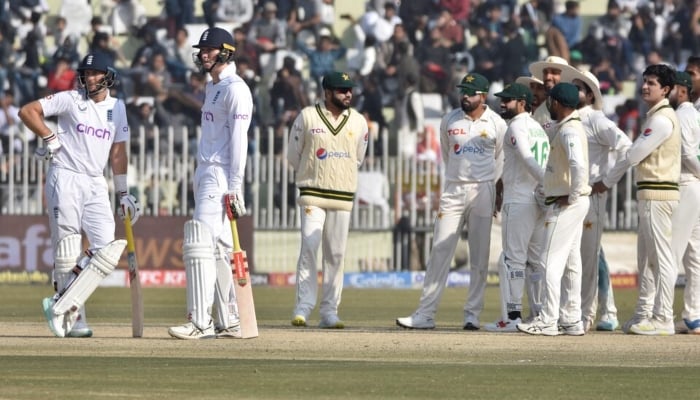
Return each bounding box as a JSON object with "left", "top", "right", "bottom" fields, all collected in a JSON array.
[
  {"left": 107, "top": 109, "right": 113, "bottom": 122},
  {"left": 510, "top": 136, "right": 516, "bottom": 146},
  {"left": 480, "top": 130, "right": 488, "bottom": 138},
  {"left": 643, "top": 128, "right": 652, "bottom": 136}
]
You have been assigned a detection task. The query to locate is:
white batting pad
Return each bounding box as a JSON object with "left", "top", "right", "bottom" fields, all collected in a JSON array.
[
  {"left": 53, "top": 240, "right": 127, "bottom": 315},
  {"left": 54, "top": 234, "right": 82, "bottom": 273},
  {"left": 213, "top": 243, "right": 237, "bottom": 328},
  {"left": 184, "top": 220, "right": 216, "bottom": 329}
]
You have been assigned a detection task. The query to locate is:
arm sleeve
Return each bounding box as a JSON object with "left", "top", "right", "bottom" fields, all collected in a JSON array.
[
  {"left": 512, "top": 128, "right": 545, "bottom": 183},
  {"left": 493, "top": 117, "right": 507, "bottom": 181},
  {"left": 356, "top": 116, "right": 369, "bottom": 168},
  {"left": 227, "top": 84, "right": 253, "bottom": 192},
  {"left": 411, "top": 92, "right": 425, "bottom": 132},
  {"left": 679, "top": 112, "right": 700, "bottom": 179},
  {"left": 561, "top": 127, "right": 588, "bottom": 202},
  {"left": 287, "top": 112, "right": 305, "bottom": 171},
  {"left": 439, "top": 114, "right": 449, "bottom": 168},
  {"left": 598, "top": 118, "right": 632, "bottom": 187},
  {"left": 627, "top": 116, "right": 673, "bottom": 166}
]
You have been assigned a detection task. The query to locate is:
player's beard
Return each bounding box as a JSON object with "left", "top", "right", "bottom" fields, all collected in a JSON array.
[
  {"left": 461, "top": 98, "right": 480, "bottom": 113},
  {"left": 500, "top": 107, "right": 516, "bottom": 120},
  {"left": 331, "top": 96, "right": 351, "bottom": 110}
]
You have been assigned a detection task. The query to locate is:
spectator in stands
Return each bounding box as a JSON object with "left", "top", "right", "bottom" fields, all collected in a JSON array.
[
  {"left": 628, "top": 4, "right": 657, "bottom": 59},
  {"left": 319, "top": 0, "right": 336, "bottom": 32},
  {"left": 110, "top": 0, "right": 147, "bottom": 36},
  {"left": 520, "top": 0, "right": 551, "bottom": 40},
  {"left": 269, "top": 56, "right": 310, "bottom": 154},
  {"left": 432, "top": 9, "right": 464, "bottom": 52},
  {"left": 357, "top": 73, "right": 386, "bottom": 156},
  {"left": 46, "top": 56, "right": 77, "bottom": 93},
  {"left": 141, "top": 51, "right": 173, "bottom": 102},
  {"left": 0, "top": 92, "right": 21, "bottom": 154},
  {"left": 550, "top": 0, "right": 582, "bottom": 50},
  {"left": 206, "top": 0, "right": 254, "bottom": 27},
  {"left": 162, "top": 0, "right": 195, "bottom": 37},
  {"left": 470, "top": 25, "right": 501, "bottom": 84},
  {"left": 126, "top": 98, "right": 157, "bottom": 153},
  {"left": 0, "top": 22, "right": 13, "bottom": 98},
  {"left": 398, "top": 0, "right": 433, "bottom": 45},
  {"left": 501, "top": 20, "right": 528, "bottom": 84},
  {"left": 591, "top": 57, "right": 622, "bottom": 95},
  {"left": 52, "top": 34, "right": 81, "bottom": 69},
  {"left": 415, "top": 26, "right": 453, "bottom": 96},
  {"left": 295, "top": 28, "right": 346, "bottom": 95},
  {"left": 439, "top": 0, "right": 471, "bottom": 28},
  {"left": 685, "top": 55, "right": 700, "bottom": 110},
  {"left": 163, "top": 71, "right": 207, "bottom": 149},
  {"left": 232, "top": 26, "right": 260, "bottom": 76},
  {"left": 395, "top": 71, "right": 424, "bottom": 159},
  {"left": 248, "top": 1, "right": 287, "bottom": 80},
  {"left": 131, "top": 25, "right": 168, "bottom": 70},
  {"left": 288, "top": 0, "right": 322, "bottom": 46},
  {"left": 587, "top": 0, "right": 634, "bottom": 79},
  {"left": 164, "top": 26, "right": 198, "bottom": 84},
  {"left": 617, "top": 98, "right": 639, "bottom": 137}
]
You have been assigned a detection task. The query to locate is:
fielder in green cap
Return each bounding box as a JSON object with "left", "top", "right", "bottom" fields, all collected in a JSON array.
[
  {"left": 396, "top": 70, "right": 507, "bottom": 331},
  {"left": 322, "top": 71, "right": 357, "bottom": 90},
  {"left": 517, "top": 80, "right": 592, "bottom": 337},
  {"left": 485, "top": 81, "right": 549, "bottom": 332}
]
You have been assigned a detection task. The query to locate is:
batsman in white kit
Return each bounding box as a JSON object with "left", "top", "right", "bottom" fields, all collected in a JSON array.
[
  {"left": 167, "top": 27, "right": 253, "bottom": 339},
  {"left": 18, "top": 53, "right": 141, "bottom": 338}
]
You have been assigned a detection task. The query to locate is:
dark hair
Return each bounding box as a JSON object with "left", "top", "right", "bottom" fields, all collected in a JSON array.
[
  {"left": 643, "top": 64, "right": 676, "bottom": 94},
  {"left": 687, "top": 56, "right": 700, "bottom": 69}
]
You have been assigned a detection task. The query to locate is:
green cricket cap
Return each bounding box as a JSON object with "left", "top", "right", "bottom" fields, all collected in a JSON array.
[{"left": 494, "top": 83, "right": 533, "bottom": 105}]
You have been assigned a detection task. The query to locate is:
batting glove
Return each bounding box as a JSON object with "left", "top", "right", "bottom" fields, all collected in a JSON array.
[
  {"left": 34, "top": 133, "right": 61, "bottom": 160},
  {"left": 225, "top": 190, "right": 246, "bottom": 219},
  {"left": 117, "top": 193, "right": 142, "bottom": 224}
]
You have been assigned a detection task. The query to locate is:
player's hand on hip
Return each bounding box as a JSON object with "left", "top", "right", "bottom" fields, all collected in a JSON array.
[
  {"left": 34, "top": 133, "right": 61, "bottom": 160},
  {"left": 224, "top": 190, "right": 246, "bottom": 219},
  {"left": 118, "top": 193, "right": 142, "bottom": 224}
]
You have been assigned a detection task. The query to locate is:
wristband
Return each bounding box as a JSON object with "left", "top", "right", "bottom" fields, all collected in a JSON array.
[{"left": 114, "top": 174, "right": 128, "bottom": 195}]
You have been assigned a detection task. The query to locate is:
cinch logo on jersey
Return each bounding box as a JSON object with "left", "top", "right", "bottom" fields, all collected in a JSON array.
[
  {"left": 316, "top": 148, "right": 351, "bottom": 160},
  {"left": 77, "top": 123, "right": 111, "bottom": 140},
  {"left": 453, "top": 143, "right": 485, "bottom": 155}
]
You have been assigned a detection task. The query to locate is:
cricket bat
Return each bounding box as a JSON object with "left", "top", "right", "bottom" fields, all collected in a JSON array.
[
  {"left": 123, "top": 211, "right": 144, "bottom": 338},
  {"left": 225, "top": 195, "right": 258, "bottom": 339}
]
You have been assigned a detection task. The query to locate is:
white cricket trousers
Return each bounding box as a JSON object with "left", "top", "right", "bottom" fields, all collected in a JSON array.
[
  {"left": 498, "top": 202, "right": 545, "bottom": 321},
  {"left": 294, "top": 206, "right": 351, "bottom": 319},
  {"left": 634, "top": 199, "right": 678, "bottom": 323},
  {"left": 541, "top": 196, "right": 589, "bottom": 325},
  {"left": 45, "top": 167, "right": 115, "bottom": 249},
  {"left": 414, "top": 181, "right": 494, "bottom": 320},
  {"left": 672, "top": 182, "right": 700, "bottom": 322},
  {"left": 580, "top": 191, "right": 606, "bottom": 322}
]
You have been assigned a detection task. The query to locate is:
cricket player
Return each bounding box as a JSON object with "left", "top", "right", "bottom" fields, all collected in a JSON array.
[
  {"left": 288, "top": 71, "right": 369, "bottom": 329},
  {"left": 622, "top": 64, "right": 681, "bottom": 336},
  {"left": 517, "top": 82, "right": 591, "bottom": 336},
  {"left": 564, "top": 69, "right": 632, "bottom": 332},
  {"left": 528, "top": 56, "right": 578, "bottom": 137},
  {"left": 684, "top": 56, "right": 700, "bottom": 112},
  {"left": 668, "top": 71, "right": 700, "bottom": 334},
  {"left": 485, "top": 83, "right": 548, "bottom": 332},
  {"left": 168, "top": 27, "right": 253, "bottom": 339},
  {"left": 19, "top": 53, "right": 140, "bottom": 338},
  {"left": 396, "top": 73, "right": 506, "bottom": 330}
]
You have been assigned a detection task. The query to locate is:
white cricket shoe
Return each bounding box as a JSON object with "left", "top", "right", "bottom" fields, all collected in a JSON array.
[
  {"left": 558, "top": 321, "right": 585, "bottom": 336},
  {"left": 319, "top": 314, "right": 345, "bottom": 329},
  {"left": 517, "top": 316, "right": 560, "bottom": 336},
  {"left": 291, "top": 315, "right": 307, "bottom": 327},
  {"left": 396, "top": 313, "right": 435, "bottom": 329},
  {"left": 66, "top": 314, "right": 93, "bottom": 338},
  {"left": 215, "top": 319, "right": 241, "bottom": 338},
  {"left": 627, "top": 318, "right": 674, "bottom": 336},
  {"left": 484, "top": 318, "right": 521, "bottom": 332},
  {"left": 42, "top": 297, "right": 66, "bottom": 338},
  {"left": 595, "top": 317, "right": 619, "bottom": 332},
  {"left": 168, "top": 322, "right": 215, "bottom": 339}
]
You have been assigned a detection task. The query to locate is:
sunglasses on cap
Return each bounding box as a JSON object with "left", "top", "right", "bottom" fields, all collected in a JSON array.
[{"left": 459, "top": 88, "right": 486, "bottom": 96}]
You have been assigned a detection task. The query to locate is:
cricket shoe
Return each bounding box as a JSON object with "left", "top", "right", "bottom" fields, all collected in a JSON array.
[
  {"left": 627, "top": 318, "right": 674, "bottom": 336},
  {"left": 396, "top": 313, "right": 435, "bottom": 329},
  {"left": 168, "top": 322, "right": 215, "bottom": 339},
  {"left": 621, "top": 315, "right": 647, "bottom": 334},
  {"left": 558, "top": 321, "right": 585, "bottom": 336},
  {"left": 463, "top": 315, "right": 480, "bottom": 331},
  {"left": 484, "top": 318, "right": 521, "bottom": 332},
  {"left": 675, "top": 319, "right": 689, "bottom": 334},
  {"left": 684, "top": 318, "right": 700, "bottom": 334},
  {"left": 582, "top": 317, "right": 593, "bottom": 333},
  {"left": 596, "top": 317, "right": 619, "bottom": 332},
  {"left": 319, "top": 314, "right": 345, "bottom": 329},
  {"left": 517, "top": 316, "right": 559, "bottom": 336},
  {"left": 66, "top": 315, "right": 93, "bottom": 338},
  {"left": 215, "top": 321, "right": 242, "bottom": 339},
  {"left": 42, "top": 297, "right": 66, "bottom": 338},
  {"left": 291, "top": 315, "right": 307, "bottom": 327}
]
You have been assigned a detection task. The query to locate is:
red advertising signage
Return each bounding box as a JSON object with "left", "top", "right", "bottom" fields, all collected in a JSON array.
[{"left": 0, "top": 215, "right": 254, "bottom": 279}]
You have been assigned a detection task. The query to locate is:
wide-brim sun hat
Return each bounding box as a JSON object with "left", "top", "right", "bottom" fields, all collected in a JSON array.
[
  {"left": 528, "top": 56, "right": 580, "bottom": 82},
  {"left": 562, "top": 68, "right": 604, "bottom": 111},
  {"left": 515, "top": 75, "right": 544, "bottom": 87}
]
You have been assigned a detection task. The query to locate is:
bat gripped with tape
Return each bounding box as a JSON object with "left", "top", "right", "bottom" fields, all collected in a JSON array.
[
  {"left": 224, "top": 194, "right": 259, "bottom": 338},
  {"left": 123, "top": 210, "right": 144, "bottom": 338}
]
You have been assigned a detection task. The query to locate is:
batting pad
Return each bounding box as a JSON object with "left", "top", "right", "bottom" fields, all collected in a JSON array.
[
  {"left": 184, "top": 220, "right": 216, "bottom": 328},
  {"left": 53, "top": 234, "right": 83, "bottom": 293},
  {"left": 214, "top": 244, "right": 237, "bottom": 328},
  {"left": 53, "top": 240, "right": 127, "bottom": 315}
]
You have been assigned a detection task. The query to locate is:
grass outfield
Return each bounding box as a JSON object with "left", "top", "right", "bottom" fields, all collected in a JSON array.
[{"left": 0, "top": 285, "right": 696, "bottom": 400}]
